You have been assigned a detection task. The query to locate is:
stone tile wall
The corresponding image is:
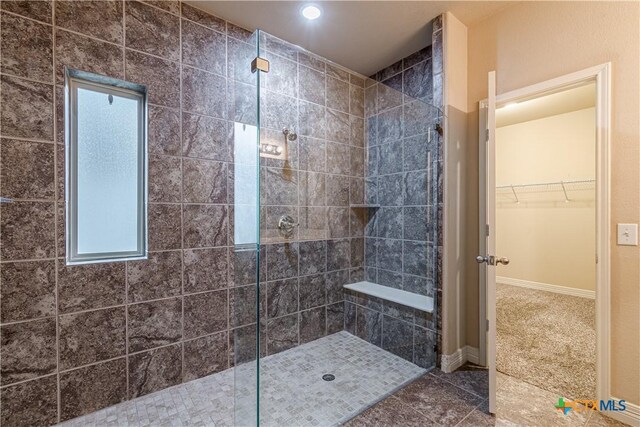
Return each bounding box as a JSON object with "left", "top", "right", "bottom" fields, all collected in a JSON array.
[{"left": 0, "top": 1, "right": 366, "bottom": 425}]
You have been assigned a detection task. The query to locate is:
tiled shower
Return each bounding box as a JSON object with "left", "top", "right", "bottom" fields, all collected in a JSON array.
[{"left": 0, "top": 1, "right": 443, "bottom": 425}]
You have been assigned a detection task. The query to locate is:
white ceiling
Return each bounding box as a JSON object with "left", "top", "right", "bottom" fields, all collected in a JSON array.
[
  {"left": 187, "top": 1, "right": 515, "bottom": 76},
  {"left": 497, "top": 83, "right": 596, "bottom": 128}
]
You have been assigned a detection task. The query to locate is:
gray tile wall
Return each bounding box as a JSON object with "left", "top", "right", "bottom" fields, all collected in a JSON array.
[
  {"left": 343, "top": 15, "right": 444, "bottom": 369},
  {"left": 0, "top": 1, "right": 368, "bottom": 425}
]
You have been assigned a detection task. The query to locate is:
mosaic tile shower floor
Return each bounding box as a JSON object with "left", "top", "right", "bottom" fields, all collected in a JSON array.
[{"left": 58, "top": 332, "right": 426, "bottom": 427}]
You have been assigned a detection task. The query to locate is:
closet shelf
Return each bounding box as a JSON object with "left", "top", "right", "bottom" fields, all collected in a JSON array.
[
  {"left": 496, "top": 179, "right": 595, "bottom": 190},
  {"left": 496, "top": 179, "right": 595, "bottom": 203}
]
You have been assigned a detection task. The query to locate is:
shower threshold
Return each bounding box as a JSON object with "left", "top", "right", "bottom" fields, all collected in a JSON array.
[{"left": 58, "top": 331, "right": 426, "bottom": 427}]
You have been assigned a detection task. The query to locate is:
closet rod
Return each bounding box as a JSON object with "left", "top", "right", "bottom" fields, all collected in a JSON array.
[{"left": 496, "top": 179, "right": 595, "bottom": 189}]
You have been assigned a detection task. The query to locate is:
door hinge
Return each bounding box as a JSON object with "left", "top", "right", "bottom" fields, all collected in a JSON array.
[
  {"left": 486, "top": 224, "right": 490, "bottom": 236},
  {"left": 251, "top": 57, "right": 270, "bottom": 73},
  {"left": 486, "top": 319, "right": 489, "bottom": 332},
  {"left": 485, "top": 129, "right": 490, "bottom": 142}
]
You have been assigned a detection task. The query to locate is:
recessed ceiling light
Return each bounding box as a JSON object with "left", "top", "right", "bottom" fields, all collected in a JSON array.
[{"left": 301, "top": 5, "right": 321, "bottom": 20}]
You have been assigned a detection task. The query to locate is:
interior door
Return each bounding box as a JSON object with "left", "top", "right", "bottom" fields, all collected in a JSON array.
[{"left": 482, "top": 70, "right": 498, "bottom": 414}]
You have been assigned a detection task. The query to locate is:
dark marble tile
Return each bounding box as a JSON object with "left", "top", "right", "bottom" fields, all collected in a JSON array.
[
  {"left": 365, "top": 178, "right": 378, "bottom": 207},
  {"left": 298, "top": 206, "right": 328, "bottom": 241},
  {"left": 128, "top": 344, "right": 182, "bottom": 398},
  {"left": 127, "top": 251, "right": 182, "bottom": 302},
  {"left": 227, "top": 22, "right": 253, "bottom": 44},
  {"left": 381, "top": 316, "right": 413, "bottom": 362},
  {"left": 326, "top": 108, "right": 350, "bottom": 144},
  {"left": 230, "top": 284, "right": 262, "bottom": 328},
  {"left": 404, "top": 58, "right": 433, "bottom": 100},
  {"left": 403, "top": 134, "right": 432, "bottom": 172},
  {"left": 299, "top": 273, "right": 326, "bottom": 310},
  {"left": 184, "top": 331, "right": 228, "bottom": 381},
  {"left": 148, "top": 106, "right": 180, "bottom": 155},
  {"left": 377, "top": 105, "right": 403, "bottom": 144},
  {"left": 378, "top": 173, "right": 403, "bottom": 207},
  {"left": 350, "top": 116, "right": 365, "bottom": 148},
  {"left": 298, "top": 136, "right": 325, "bottom": 172},
  {"left": 229, "top": 323, "right": 265, "bottom": 366},
  {"left": 267, "top": 313, "right": 298, "bottom": 355},
  {"left": 263, "top": 32, "right": 298, "bottom": 61},
  {"left": 350, "top": 73, "right": 365, "bottom": 88},
  {"left": 55, "top": 28, "right": 123, "bottom": 85},
  {"left": 299, "top": 240, "right": 327, "bottom": 275},
  {"left": 148, "top": 203, "right": 182, "bottom": 251},
  {"left": 183, "top": 247, "right": 228, "bottom": 294},
  {"left": 299, "top": 306, "right": 326, "bottom": 344},
  {"left": 298, "top": 52, "right": 325, "bottom": 72},
  {"left": 350, "top": 178, "right": 365, "bottom": 207},
  {"left": 299, "top": 65, "right": 325, "bottom": 105},
  {"left": 326, "top": 269, "right": 349, "bottom": 304},
  {"left": 227, "top": 37, "right": 255, "bottom": 85},
  {"left": 413, "top": 327, "right": 437, "bottom": 369},
  {"left": 266, "top": 242, "right": 298, "bottom": 281},
  {"left": 182, "top": 66, "right": 226, "bottom": 118},
  {"left": 0, "top": 138, "right": 54, "bottom": 200},
  {"left": 125, "top": 1, "right": 179, "bottom": 61},
  {"left": 298, "top": 100, "right": 325, "bottom": 139},
  {"left": 350, "top": 146, "right": 365, "bottom": 178},
  {"left": 377, "top": 239, "right": 402, "bottom": 273},
  {"left": 183, "top": 158, "right": 227, "bottom": 204},
  {"left": 364, "top": 85, "right": 378, "bottom": 117},
  {"left": 184, "top": 290, "right": 227, "bottom": 339},
  {"left": 260, "top": 90, "right": 296, "bottom": 132},
  {"left": 325, "top": 174, "right": 349, "bottom": 206},
  {"left": 356, "top": 306, "right": 382, "bottom": 346},
  {"left": 0, "top": 318, "right": 56, "bottom": 385},
  {"left": 328, "top": 206, "right": 350, "bottom": 239},
  {"left": 298, "top": 171, "right": 325, "bottom": 208},
  {"left": 326, "top": 76, "right": 349, "bottom": 113},
  {"left": 1, "top": 13, "right": 52, "bottom": 82},
  {"left": 183, "top": 204, "right": 228, "bottom": 248},
  {"left": 377, "top": 142, "right": 403, "bottom": 176},
  {"left": 344, "top": 395, "right": 431, "bottom": 427},
  {"left": 125, "top": 50, "right": 180, "bottom": 108},
  {"left": 403, "top": 274, "right": 433, "bottom": 297},
  {"left": 379, "top": 76, "right": 403, "bottom": 110},
  {"left": 181, "top": 18, "right": 225, "bottom": 75},
  {"left": 1, "top": 0, "right": 52, "bottom": 23},
  {"left": 182, "top": 112, "right": 229, "bottom": 161},
  {"left": 377, "top": 268, "right": 403, "bottom": 290},
  {"left": 404, "top": 45, "right": 432, "bottom": 69},
  {"left": 326, "top": 64, "right": 349, "bottom": 82},
  {"left": 403, "top": 240, "right": 431, "bottom": 277},
  {"left": 432, "top": 29, "right": 443, "bottom": 74},
  {"left": 265, "top": 167, "right": 297, "bottom": 206},
  {"left": 59, "top": 307, "right": 126, "bottom": 370},
  {"left": 141, "top": 0, "right": 180, "bottom": 15},
  {"left": 265, "top": 54, "right": 297, "bottom": 98},
  {"left": 181, "top": 3, "right": 225, "bottom": 32},
  {"left": 350, "top": 208, "right": 367, "bottom": 239},
  {"left": 0, "top": 201, "right": 55, "bottom": 260},
  {"left": 344, "top": 301, "right": 356, "bottom": 334},
  {"left": 431, "top": 365, "right": 489, "bottom": 398},
  {"left": 58, "top": 260, "right": 125, "bottom": 314},
  {"left": 0, "top": 261, "right": 55, "bottom": 323},
  {"left": 149, "top": 154, "right": 181, "bottom": 203},
  {"left": 404, "top": 206, "right": 430, "bottom": 241},
  {"left": 267, "top": 278, "right": 298, "bottom": 318},
  {"left": 231, "top": 246, "right": 265, "bottom": 287},
  {"left": 326, "top": 302, "right": 344, "bottom": 334},
  {"left": 60, "top": 358, "right": 127, "bottom": 421},
  {"left": 405, "top": 100, "right": 437, "bottom": 137},
  {"left": 349, "top": 85, "right": 365, "bottom": 118},
  {"left": 365, "top": 238, "right": 378, "bottom": 267},
  {"left": 395, "top": 374, "right": 483, "bottom": 426},
  {"left": 326, "top": 142, "right": 350, "bottom": 176},
  {"left": 327, "top": 238, "right": 350, "bottom": 271},
  {"left": 55, "top": 1, "right": 121, "bottom": 44},
  {"left": 127, "top": 297, "right": 182, "bottom": 352},
  {"left": 382, "top": 298, "right": 414, "bottom": 323},
  {"left": 1, "top": 75, "right": 53, "bottom": 140},
  {"left": 376, "top": 59, "right": 403, "bottom": 82},
  {"left": 377, "top": 206, "right": 403, "bottom": 239},
  {"left": 403, "top": 170, "right": 429, "bottom": 205},
  {"left": 0, "top": 375, "right": 58, "bottom": 427},
  {"left": 230, "top": 80, "right": 257, "bottom": 125}
]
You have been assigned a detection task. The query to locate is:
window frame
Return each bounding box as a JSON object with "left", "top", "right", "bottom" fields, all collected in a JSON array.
[{"left": 65, "top": 67, "right": 148, "bottom": 265}]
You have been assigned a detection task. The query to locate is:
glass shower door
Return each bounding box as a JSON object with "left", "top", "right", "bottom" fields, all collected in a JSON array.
[{"left": 231, "top": 30, "right": 262, "bottom": 426}]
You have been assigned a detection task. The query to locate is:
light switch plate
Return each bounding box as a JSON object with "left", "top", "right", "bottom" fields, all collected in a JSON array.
[{"left": 617, "top": 223, "right": 638, "bottom": 246}]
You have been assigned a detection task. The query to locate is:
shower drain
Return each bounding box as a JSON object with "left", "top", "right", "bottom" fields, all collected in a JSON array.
[{"left": 322, "top": 374, "right": 335, "bottom": 381}]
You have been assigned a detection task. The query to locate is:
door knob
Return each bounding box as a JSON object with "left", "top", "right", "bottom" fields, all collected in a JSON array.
[
  {"left": 476, "top": 255, "right": 489, "bottom": 264},
  {"left": 496, "top": 257, "right": 509, "bottom": 265}
]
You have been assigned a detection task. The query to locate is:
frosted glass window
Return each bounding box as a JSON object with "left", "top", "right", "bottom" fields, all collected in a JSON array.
[{"left": 66, "top": 69, "right": 147, "bottom": 264}]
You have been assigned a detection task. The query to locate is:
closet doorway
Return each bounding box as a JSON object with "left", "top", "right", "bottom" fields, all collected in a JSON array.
[{"left": 479, "top": 64, "right": 612, "bottom": 422}]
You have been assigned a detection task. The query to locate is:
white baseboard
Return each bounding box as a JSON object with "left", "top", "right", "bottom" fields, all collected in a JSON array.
[
  {"left": 605, "top": 398, "right": 640, "bottom": 426},
  {"left": 497, "top": 276, "right": 595, "bottom": 299},
  {"left": 441, "top": 346, "right": 480, "bottom": 373}
]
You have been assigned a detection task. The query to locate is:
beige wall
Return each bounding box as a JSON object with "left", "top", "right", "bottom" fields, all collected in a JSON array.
[
  {"left": 465, "top": 1, "right": 640, "bottom": 404},
  {"left": 496, "top": 107, "right": 596, "bottom": 291}
]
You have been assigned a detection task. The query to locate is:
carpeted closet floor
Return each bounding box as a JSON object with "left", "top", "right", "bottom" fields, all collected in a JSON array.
[{"left": 496, "top": 283, "right": 596, "bottom": 400}]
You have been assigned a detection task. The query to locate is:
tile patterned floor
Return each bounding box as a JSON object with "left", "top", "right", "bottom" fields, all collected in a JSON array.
[
  {"left": 347, "top": 366, "right": 631, "bottom": 427},
  {"left": 58, "top": 332, "right": 426, "bottom": 427}
]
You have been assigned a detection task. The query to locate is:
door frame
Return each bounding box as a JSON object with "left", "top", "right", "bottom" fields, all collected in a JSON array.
[{"left": 478, "top": 63, "right": 611, "bottom": 407}]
